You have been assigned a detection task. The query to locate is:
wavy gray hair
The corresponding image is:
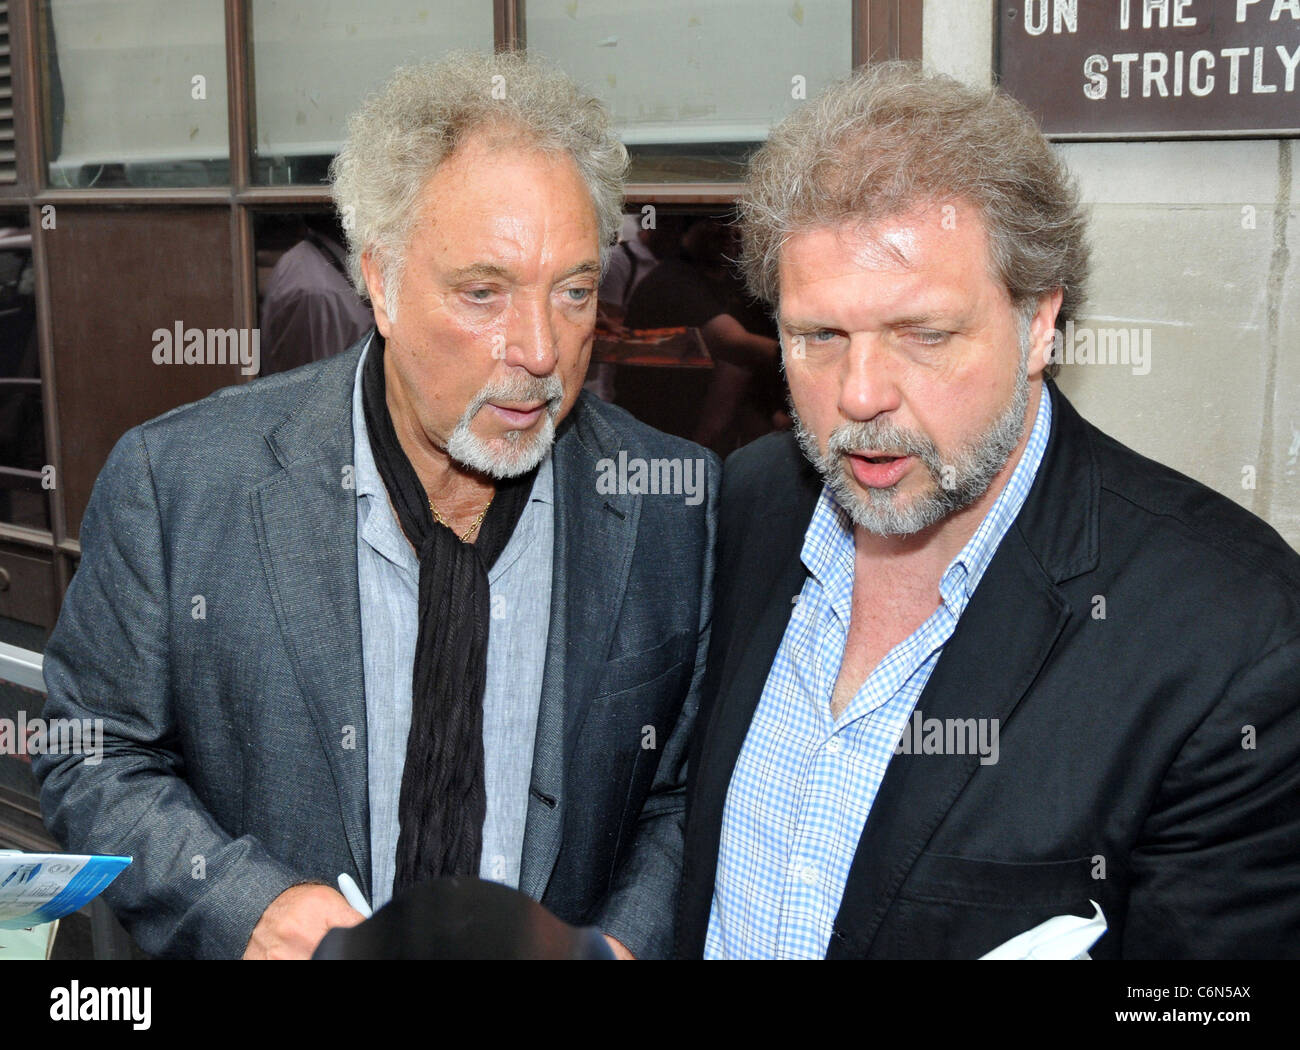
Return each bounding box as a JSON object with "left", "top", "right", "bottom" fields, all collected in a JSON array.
[
  {"left": 740, "top": 61, "right": 1090, "bottom": 378},
  {"left": 330, "top": 50, "right": 628, "bottom": 317}
]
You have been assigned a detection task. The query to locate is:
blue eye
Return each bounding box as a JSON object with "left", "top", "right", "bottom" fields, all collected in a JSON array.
[{"left": 565, "top": 287, "right": 593, "bottom": 303}]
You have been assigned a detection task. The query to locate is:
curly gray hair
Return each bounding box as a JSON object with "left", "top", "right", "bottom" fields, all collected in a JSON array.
[
  {"left": 330, "top": 50, "right": 628, "bottom": 316},
  {"left": 740, "top": 61, "right": 1090, "bottom": 377}
]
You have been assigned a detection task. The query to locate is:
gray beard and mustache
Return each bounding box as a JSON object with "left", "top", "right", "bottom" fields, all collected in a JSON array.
[
  {"left": 445, "top": 371, "right": 565, "bottom": 479},
  {"left": 792, "top": 344, "right": 1032, "bottom": 537}
]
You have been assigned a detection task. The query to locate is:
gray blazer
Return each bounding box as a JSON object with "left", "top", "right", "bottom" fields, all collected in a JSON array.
[{"left": 35, "top": 342, "right": 718, "bottom": 959}]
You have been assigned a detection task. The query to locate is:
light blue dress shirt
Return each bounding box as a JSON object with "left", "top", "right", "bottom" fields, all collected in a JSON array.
[
  {"left": 705, "top": 388, "right": 1053, "bottom": 959},
  {"left": 350, "top": 337, "right": 554, "bottom": 908}
]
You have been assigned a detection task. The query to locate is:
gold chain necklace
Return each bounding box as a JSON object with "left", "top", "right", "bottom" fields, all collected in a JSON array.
[{"left": 429, "top": 493, "right": 494, "bottom": 543}]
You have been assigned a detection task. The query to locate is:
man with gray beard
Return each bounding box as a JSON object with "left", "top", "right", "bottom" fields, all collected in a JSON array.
[
  {"left": 677, "top": 62, "right": 1300, "bottom": 960},
  {"left": 36, "top": 52, "right": 718, "bottom": 960},
  {"left": 794, "top": 309, "right": 1034, "bottom": 538}
]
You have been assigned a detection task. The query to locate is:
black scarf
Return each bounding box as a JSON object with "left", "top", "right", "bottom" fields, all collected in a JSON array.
[{"left": 361, "top": 334, "right": 536, "bottom": 890}]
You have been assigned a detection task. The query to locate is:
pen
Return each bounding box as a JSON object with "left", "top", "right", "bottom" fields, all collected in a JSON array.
[{"left": 337, "top": 872, "right": 373, "bottom": 918}]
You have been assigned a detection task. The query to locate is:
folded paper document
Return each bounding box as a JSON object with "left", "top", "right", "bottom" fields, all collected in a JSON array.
[
  {"left": 979, "top": 900, "right": 1107, "bottom": 960},
  {"left": 0, "top": 851, "right": 131, "bottom": 930}
]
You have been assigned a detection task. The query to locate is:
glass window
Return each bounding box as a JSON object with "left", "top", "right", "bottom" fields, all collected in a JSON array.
[
  {"left": 526, "top": 0, "right": 853, "bottom": 181},
  {"left": 250, "top": 0, "right": 495, "bottom": 185},
  {"left": 592, "top": 206, "right": 789, "bottom": 457},
  {"left": 0, "top": 672, "right": 49, "bottom": 831},
  {"left": 0, "top": 216, "right": 47, "bottom": 533},
  {"left": 41, "top": 1, "right": 230, "bottom": 188},
  {"left": 0, "top": 579, "right": 56, "bottom": 847},
  {"left": 253, "top": 210, "right": 373, "bottom": 375}
]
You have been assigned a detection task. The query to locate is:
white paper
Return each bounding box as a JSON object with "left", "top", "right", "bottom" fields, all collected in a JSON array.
[{"left": 979, "top": 900, "right": 1107, "bottom": 960}]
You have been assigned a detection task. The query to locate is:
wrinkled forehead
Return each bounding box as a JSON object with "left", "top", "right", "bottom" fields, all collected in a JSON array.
[{"left": 775, "top": 200, "right": 998, "bottom": 298}]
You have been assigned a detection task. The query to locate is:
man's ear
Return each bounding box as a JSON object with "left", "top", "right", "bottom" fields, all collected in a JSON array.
[
  {"left": 360, "top": 250, "right": 393, "bottom": 337},
  {"left": 1027, "top": 287, "right": 1065, "bottom": 380}
]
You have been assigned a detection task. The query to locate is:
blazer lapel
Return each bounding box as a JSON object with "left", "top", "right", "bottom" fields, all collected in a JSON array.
[
  {"left": 519, "top": 395, "right": 641, "bottom": 900},
  {"left": 826, "top": 529, "right": 1070, "bottom": 957},
  {"left": 253, "top": 346, "right": 371, "bottom": 893}
]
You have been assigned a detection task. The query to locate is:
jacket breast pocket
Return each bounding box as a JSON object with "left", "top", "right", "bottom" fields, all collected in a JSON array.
[
  {"left": 886, "top": 853, "right": 1100, "bottom": 960},
  {"left": 579, "top": 631, "right": 694, "bottom": 768},
  {"left": 591, "top": 631, "right": 694, "bottom": 704}
]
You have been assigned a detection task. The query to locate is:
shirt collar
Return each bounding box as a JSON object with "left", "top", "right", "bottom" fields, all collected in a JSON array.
[
  {"left": 799, "top": 488, "right": 857, "bottom": 624},
  {"left": 350, "top": 333, "right": 384, "bottom": 500},
  {"left": 800, "top": 385, "right": 1053, "bottom": 619},
  {"left": 352, "top": 335, "right": 416, "bottom": 572}
]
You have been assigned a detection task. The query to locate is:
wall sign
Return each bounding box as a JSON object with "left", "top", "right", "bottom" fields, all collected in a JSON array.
[{"left": 997, "top": 0, "right": 1300, "bottom": 137}]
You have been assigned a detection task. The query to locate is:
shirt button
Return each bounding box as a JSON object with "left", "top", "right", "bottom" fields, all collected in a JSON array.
[
  {"left": 825, "top": 737, "right": 842, "bottom": 754},
  {"left": 801, "top": 864, "right": 818, "bottom": 886}
]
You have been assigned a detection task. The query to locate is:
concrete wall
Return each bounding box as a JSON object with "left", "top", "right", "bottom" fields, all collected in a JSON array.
[{"left": 923, "top": 0, "right": 1299, "bottom": 550}]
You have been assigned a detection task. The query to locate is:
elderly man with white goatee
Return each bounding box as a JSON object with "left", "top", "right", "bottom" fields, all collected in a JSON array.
[{"left": 35, "top": 51, "right": 718, "bottom": 960}]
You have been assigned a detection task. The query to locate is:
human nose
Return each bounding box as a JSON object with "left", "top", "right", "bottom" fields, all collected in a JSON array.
[
  {"left": 838, "top": 333, "right": 902, "bottom": 422},
  {"left": 502, "top": 292, "right": 559, "bottom": 376}
]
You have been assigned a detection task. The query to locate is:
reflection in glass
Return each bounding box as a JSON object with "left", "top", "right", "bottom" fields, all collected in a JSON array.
[
  {"left": 41, "top": 0, "right": 230, "bottom": 188},
  {"left": 595, "top": 209, "right": 789, "bottom": 457},
  {"left": 0, "top": 222, "right": 47, "bottom": 531},
  {"left": 526, "top": 0, "right": 853, "bottom": 181},
  {"left": 251, "top": 0, "right": 494, "bottom": 185},
  {"left": 255, "top": 212, "right": 373, "bottom": 375}
]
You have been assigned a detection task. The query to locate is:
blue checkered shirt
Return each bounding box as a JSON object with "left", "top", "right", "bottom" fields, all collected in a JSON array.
[{"left": 704, "top": 389, "right": 1053, "bottom": 959}]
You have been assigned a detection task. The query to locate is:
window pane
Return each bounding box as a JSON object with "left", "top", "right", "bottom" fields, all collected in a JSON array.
[
  {"left": 0, "top": 560, "right": 57, "bottom": 850},
  {"left": 41, "top": 0, "right": 230, "bottom": 188},
  {"left": 250, "top": 0, "right": 495, "bottom": 185},
  {"left": 254, "top": 210, "right": 373, "bottom": 374},
  {"left": 0, "top": 673, "right": 50, "bottom": 835},
  {"left": 0, "top": 224, "right": 36, "bottom": 382},
  {"left": 0, "top": 386, "right": 45, "bottom": 468},
  {"left": 593, "top": 207, "right": 789, "bottom": 457},
  {"left": 526, "top": 0, "right": 853, "bottom": 181},
  {"left": 0, "top": 218, "right": 46, "bottom": 532}
]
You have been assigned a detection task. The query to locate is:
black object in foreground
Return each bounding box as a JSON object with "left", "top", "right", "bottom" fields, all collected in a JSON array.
[{"left": 312, "top": 876, "right": 616, "bottom": 960}]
